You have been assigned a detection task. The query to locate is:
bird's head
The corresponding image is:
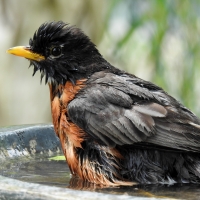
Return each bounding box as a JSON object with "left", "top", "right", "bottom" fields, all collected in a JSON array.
[{"left": 7, "top": 21, "right": 107, "bottom": 85}]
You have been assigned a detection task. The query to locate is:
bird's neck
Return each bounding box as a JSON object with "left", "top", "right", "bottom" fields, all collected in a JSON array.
[
  {"left": 72, "top": 58, "right": 121, "bottom": 81},
  {"left": 48, "top": 55, "right": 121, "bottom": 88},
  {"left": 48, "top": 79, "right": 86, "bottom": 101}
]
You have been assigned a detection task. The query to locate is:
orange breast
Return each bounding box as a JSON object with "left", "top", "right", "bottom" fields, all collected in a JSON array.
[{"left": 49, "top": 79, "right": 86, "bottom": 174}]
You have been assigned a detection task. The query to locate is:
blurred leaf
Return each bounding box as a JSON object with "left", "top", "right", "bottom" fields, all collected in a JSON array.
[{"left": 49, "top": 156, "right": 66, "bottom": 161}]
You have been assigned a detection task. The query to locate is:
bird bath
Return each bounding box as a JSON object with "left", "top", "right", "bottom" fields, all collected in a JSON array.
[{"left": 0, "top": 124, "right": 199, "bottom": 200}]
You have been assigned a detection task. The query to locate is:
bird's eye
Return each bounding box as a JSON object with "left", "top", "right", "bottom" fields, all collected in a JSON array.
[{"left": 50, "top": 46, "right": 62, "bottom": 57}]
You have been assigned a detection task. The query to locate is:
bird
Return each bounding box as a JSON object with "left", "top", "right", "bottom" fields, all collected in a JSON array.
[{"left": 7, "top": 21, "right": 200, "bottom": 186}]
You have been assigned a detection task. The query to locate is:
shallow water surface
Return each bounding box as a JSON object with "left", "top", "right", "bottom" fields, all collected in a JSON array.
[
  {"left": 1, "top": 156, "right": 200, "bottom": 200},
  {"left": 0, "top": 156, "right": 70, "bottom": 187}
]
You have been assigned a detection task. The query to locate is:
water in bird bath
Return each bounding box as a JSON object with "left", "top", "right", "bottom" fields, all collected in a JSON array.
[
  {"left": 0, "top": 156, "right": 71, "bottom": 187},
  {"left": 1, "top": 155, "right": 200, "bottom": 200}
]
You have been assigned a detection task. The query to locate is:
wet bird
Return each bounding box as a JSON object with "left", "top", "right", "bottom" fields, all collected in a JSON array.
[{"left": 7, "top": 21, "right": 200, "bottom": 186}]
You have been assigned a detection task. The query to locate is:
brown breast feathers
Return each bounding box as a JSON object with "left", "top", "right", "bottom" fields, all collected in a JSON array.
[{"left": 49, "top": 79, "right": 86, "bottom": 174}]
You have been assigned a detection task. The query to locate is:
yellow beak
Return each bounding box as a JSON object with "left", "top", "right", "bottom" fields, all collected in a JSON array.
[{"left": 7, "top": 46, "right": 45, "bottom": 61}]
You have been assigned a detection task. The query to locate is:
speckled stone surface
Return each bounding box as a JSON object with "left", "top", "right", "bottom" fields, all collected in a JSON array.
[{"left": 0, "top": 124, "right": 61, "bottom": 160}]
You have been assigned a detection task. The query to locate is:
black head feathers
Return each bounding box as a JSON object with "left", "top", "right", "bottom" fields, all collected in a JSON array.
[
  {"left": 28, "top": 21, "right": 108, "bottom": 85},
  {"left": 8, "top": 21, "right": 115, "bottom": 85}
]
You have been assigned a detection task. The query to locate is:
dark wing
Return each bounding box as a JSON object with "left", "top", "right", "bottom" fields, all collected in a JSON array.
[{"left": 68, "top": 71, "right": 200, "bottom": 152}]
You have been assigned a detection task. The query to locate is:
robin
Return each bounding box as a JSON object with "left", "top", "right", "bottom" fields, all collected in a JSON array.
[{"left": 7, "top": 21, "right": 200, "bottom": 186}]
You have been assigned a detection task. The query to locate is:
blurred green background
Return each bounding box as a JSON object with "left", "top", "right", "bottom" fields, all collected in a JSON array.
[{"left": 0, "top": 0, "right": 200, "bottom": 126}]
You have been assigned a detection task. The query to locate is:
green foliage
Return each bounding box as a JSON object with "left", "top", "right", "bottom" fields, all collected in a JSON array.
[{"left": 49, "top": 156, "right": 66, "bottom": 161}]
